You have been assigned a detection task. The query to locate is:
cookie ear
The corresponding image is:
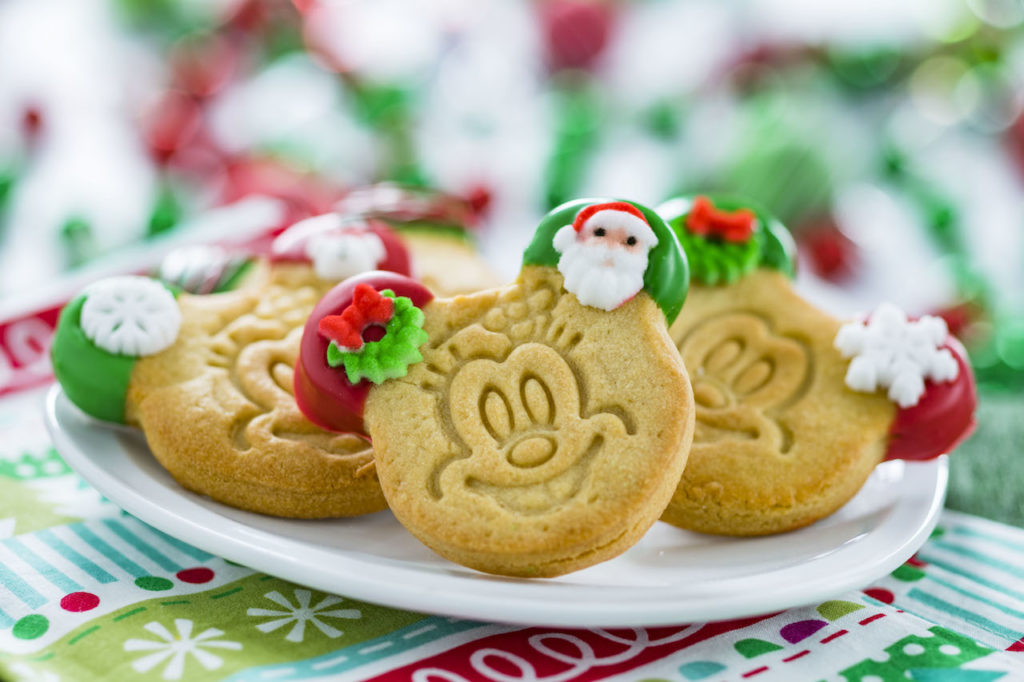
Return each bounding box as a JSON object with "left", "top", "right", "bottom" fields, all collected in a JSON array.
[
  {"left": 656, "top": 195, "right": 797, "bottom": 286},
  {"left": 523, "top": 198, "right": 690, "bottom": 324},
  {"left": 834, "top": 305, "right": 978, "bottom": 460},
  {"left": 52, "top": 276, "right": 181, "bottom": 423},
  {"left": 271, "top": 214, "right": 412, "bottom": 281},
  {"left": 294, "top": 271, "right": 434, "bottom": 433}
]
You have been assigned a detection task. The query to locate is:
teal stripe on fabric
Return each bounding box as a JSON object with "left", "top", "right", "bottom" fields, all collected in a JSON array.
[
  {"left": 101, "top": 520, "right": 180, "bottom": 573},
  {"left": 221, "top": 617, "right": 488, "bottom": 682},
  {"left": 908, "top": 588, "right": 1021, "bottom": 642},
  {"left": 917, "top": 553, "right": 1024, "bottom": 603},
  {"left": 68, "top": 524, "right": 147, "bottom": 578},
  {"left": 0, "top": 555, "right": 46, "bottom": 608},
  {"left": 0, "top": 605, "right": 14, "bottom": 628},
  {"left": 928, "top": 540, "right": 1024, "bottom": 578},
  {"left": 148, "top": 527, "right": 213, "bottom": 562},
  {"left": 3, "top": 538, "right": 81, "bottom": 594},
  {"left": 952, "top": 525, "right": 1024, "bottom": 556},
  {"left": 926, "top": 573, "right": 1024, "bottom": 620},
  {"left": 36, "top": 529, "right": 116, "bottom": 584}
]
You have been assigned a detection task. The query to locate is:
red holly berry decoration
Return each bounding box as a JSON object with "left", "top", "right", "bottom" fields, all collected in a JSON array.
[
  {"left": 685, "top": 196, "right": 756, "bottom": 243},
  {"left": 318, "top": 283, "right": 395, "bottom": 351}
]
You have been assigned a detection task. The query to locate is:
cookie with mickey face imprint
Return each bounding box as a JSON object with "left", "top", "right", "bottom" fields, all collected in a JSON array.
[
  {"left": 657, "top": 195, "right": 976, "bottom": 536},
  {"left": 296, "top": 199, "right": 694, "bottom": 577},
  {"left": 49, "top": 215, "right": 422, "bottom": 518}
]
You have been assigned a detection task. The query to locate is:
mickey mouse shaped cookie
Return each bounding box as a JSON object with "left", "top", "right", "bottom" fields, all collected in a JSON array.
[
  {"left": 297, "top": 199, "right": 695, "bottom": 577},
  {"left": 50, "top": 222, "right": 417, "bottom": 518},
  {"left": 657, "top": 195, "right": 976, "bottom": 536}
]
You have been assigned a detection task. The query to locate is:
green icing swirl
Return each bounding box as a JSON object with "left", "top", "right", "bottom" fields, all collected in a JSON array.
[
  {"left": 50, "top": 294, "right": 137, "bottom": 423},
  {"left": 326, "top": 291, "right": 429, "bottom": 385},
  {"left": 657, "top": 195, "right": 796, "bottom": 286},
  {"left": 522, "top": 198, "right": 690, "bottom": 326}
]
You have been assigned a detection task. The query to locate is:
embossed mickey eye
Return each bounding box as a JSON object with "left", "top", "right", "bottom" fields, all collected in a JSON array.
[{"left": 594, "top": 227, "right": 606, "bottom": 237}]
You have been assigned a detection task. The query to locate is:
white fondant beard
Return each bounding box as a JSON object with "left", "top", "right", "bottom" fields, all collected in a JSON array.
[
  {"left": 307, "top": 231, "right": 386, "bottom": 280},
  {"left": 556, "top": 240, "right": 649, "bottom": 311}
]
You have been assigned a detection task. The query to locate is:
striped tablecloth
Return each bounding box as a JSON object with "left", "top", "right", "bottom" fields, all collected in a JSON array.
[{"left": 1, "top": 295, "right": 1023, "bottom": 681}]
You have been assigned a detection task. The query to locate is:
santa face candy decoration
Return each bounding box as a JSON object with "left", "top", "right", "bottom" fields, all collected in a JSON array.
[
  {"left": 551, "top": 201, "right": 659, "bottom": 310},
  {"left": 296, "top": 199, "right": 695, "bottom": 577},
  {"left": 49, "top": 219, "right": 419, "bottom": 519},
  {"left": 656, "top": 195, "right": 976, "bottom": 536}
]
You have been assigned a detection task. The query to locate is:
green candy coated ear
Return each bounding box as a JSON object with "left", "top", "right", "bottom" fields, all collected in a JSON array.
[
  {"left": 522, "top": 198, "right": 690, "bottom": 325},
  {"left": 51, "top": 294, "right": 137, "bottom": 423},
  {"left": 657, "top": 195, "right": 797, "bottom": 285}
]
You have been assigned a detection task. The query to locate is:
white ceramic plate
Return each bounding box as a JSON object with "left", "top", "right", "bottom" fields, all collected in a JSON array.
[{"left": 44, "top": 385, "right": 947, "bottom": 628}]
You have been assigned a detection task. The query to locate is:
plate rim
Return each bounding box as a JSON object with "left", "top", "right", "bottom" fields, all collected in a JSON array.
[{"left": 44, "top": 385, "right": 948, "bottom": 627}]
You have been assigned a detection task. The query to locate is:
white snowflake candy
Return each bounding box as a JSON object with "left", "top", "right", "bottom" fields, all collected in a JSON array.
[
  {"left": 834, "top": 302, "right": 960, "bottom": 408},
  {"left": 80, "top": 276, "right": 181, "bottom": 357}
]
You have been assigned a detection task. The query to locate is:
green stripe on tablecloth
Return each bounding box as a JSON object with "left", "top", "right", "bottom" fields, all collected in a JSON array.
[
  {"left": 927, "top": 540, "right": 1024, "bottom": 578},
  {"left": 0, "top": 555, "right": 46, "bottom": 608},
  {"left": 926, "top": 573, "right": 1024, "bottom": 620},
  {"left": 100, "top": 520, "right": 180, "bottom": 573},
  {"left": 148, "top": 527, "right": 214, "bottom": 562},
  {"left": 916, "top": 554, "right": 1024, "bottom": 602},
  {"left": 219, "top": 616, "right": 487, "bottom": 681},
  {"left": 908, "top": 588, "right": 1022, "bottom": 641},
  {"left": 36, "top": 529, "right": 116, "bottom": 584},
  {"left": 67, "top": 524, "right": 147, "bottom": 578},
  {"left": 3, "top": 538, "right": 81, "bottom": 593},
  {"left": 950, "top": 525, "right": 1024, "bottom": 555}
]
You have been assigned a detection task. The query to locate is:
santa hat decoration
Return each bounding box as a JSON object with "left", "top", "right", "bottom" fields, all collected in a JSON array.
[{"left": 571, "top": 201, "right": 658, "bottom": 246}]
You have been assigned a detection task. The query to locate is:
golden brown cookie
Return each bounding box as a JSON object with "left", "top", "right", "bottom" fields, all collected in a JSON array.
[
  {"left": 296, "top": 199, "right": 694, "bottom": 577},
  {"left": 52, "top": 188, "right": 497, "bottom": 518},
  {"left": 656, "top": 195, "right": 976, "bottom": 536},
  {"left": 52, "top": 271, "right": 384, "bottom": 518},
  {"left": 665, "top": 268, "right": 893, "bottom": 535}
]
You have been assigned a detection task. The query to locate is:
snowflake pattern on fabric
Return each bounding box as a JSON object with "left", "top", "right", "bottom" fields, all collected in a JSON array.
[
  {"left": 8, "top": 662, "right": 60, "bottom": 682},
  {"left": 123, "top": 619, "right": 242, "bottom": 680},
  {"left": 834, "top": 302, "right": 959, "bottom": 408},
  {"left": 247, "top": 589, "right": 361, "bottom": 643}
]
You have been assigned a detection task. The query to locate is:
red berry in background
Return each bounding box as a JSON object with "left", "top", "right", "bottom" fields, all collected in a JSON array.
[
  {"left": 798, "top": 217, "right": 858, "bottom": 282},
  {"left": 466, "top": 184, "right": 493, "bottom": 220},
  {"left": 1009, "top": 112, "right": 1024, "bottom": 179},
  {"left": 170, "top": 33, "right": 240, "bottom": 100},
  {"left": 539, "top": 0, "right": 617, "bottom": 73},
  {"left": 220, "top": 156, "right": 344, "bottom": 226},
  {"left": 20, "top": 104, "right": 44, "bottom": 148},
  {"left": 142, "top": 91, "right": 204, "bottom": 165},
  {"left": 930, "top": 301, "right": 983, "bottom": 340}
]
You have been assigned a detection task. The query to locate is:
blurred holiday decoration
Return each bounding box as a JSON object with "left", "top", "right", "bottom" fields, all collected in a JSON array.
[{"left": 1, "top": 0, "right": 1024, "bottom": 517}]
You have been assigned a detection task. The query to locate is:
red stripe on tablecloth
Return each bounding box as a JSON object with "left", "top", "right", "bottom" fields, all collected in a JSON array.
[
  {"left": 367, "top": 616, "right": 775, "bottom": 682},
  {"left": 0, "top": 306, "right": 59, "bottom": 398}
]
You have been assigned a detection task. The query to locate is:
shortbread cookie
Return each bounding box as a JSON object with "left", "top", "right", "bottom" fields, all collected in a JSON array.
[
  {"left": 50, "top": 221, "right": 419, "bottom": 517},
  {"left": 334, "top": 183, "right": 501, "bottom": 294},
  {"left": 657, "top": 195, "right": 976, "bottom": 536},
  {"left": 296, "top": 200, "right": 694, "bottom": 577}
]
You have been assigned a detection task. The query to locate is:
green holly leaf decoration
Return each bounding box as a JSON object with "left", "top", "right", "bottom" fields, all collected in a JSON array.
[{"left": 326, "top": 292, "right": 428, "bottom": 385}]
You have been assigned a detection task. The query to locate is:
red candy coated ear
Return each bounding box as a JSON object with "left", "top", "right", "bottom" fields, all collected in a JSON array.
[
  {"left": 294, "top": 272, "right": 434, "bottom": 434},
  {"left": 885, "top": 336, "right": 977, "bottom": 462}
]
